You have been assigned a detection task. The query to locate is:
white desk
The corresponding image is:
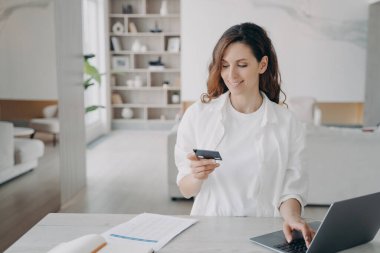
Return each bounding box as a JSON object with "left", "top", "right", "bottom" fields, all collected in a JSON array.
[{"left": 5, "top": 213, "right": 380, "bottom": 253}]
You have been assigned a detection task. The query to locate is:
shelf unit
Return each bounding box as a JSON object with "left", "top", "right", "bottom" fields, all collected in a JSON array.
[{"left": 108, "top": 0, "right": 181, "bottom": 129}]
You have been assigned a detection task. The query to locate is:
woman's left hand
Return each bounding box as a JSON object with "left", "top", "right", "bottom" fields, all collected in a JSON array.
[{"left": 282, "top": 216, "right": 316, "bottom": 248}]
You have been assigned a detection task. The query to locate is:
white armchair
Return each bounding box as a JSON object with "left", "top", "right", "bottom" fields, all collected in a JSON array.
[
  {"left": 29, "top": 105, "right": 59, "bottom": 145},
  {"left": 287, "top": 97, "right": 322, "bottom": 125},
  {"left": 0, "top": 121, "right": 44, "bottom": 184}
]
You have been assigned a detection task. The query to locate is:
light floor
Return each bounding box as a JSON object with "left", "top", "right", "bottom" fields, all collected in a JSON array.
[{"left": 60, "top": 130, "right": 193, "bottom": 214}]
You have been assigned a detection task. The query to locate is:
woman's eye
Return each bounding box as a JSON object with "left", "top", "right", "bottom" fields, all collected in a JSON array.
[
  {"left": 238, "top": 64, "right": 247, "bottom": 68},
  {"left": 222, "top": 65, "right": 229, "bottom": 68}
]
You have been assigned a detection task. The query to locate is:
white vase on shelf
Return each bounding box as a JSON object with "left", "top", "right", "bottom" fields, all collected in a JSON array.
[
  {"left": 125, "top": 79, "right": 134, "bottom": 87},
  {"left": 112, "top": 21, "right": 124, "bottom": 35},
  {"left": 131, "top": 40, "right": 141, "bottom": 52},
  {"left": 160, "top": 0, "right": 168, "bottom": 15},
  {"left": 171, "top": 93, "right": 180, "bottom": 104},
  {"left": 134, "top": 76, "right": 143, "bottom": 88},
  {"left": 140, "top": 45, "right": 147, "bottom": 52},
  {"left": 121, "top": 108, "right": 134, "bottom": 119}
]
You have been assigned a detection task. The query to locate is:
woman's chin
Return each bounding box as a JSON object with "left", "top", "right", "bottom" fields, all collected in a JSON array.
[{"left": 228, "top": 85, "right": 245, "bottom": 95}]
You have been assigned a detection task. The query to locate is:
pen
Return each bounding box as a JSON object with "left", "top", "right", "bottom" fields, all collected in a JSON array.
[{"left": 92, "top": 242, "right": 107, "bottom": 253}]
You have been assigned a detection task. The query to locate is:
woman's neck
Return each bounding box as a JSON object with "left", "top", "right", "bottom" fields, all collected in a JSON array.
[{"left": 229, "top": 91, "right": 263, "bottom": 114}]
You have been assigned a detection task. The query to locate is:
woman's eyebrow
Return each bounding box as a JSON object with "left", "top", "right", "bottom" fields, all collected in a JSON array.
[{"left": 222, "top": 58, "right": 248, "bottom": 62}]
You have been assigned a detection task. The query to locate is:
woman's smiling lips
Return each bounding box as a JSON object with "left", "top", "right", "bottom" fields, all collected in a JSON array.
[{"left": 228, "top": 80, "right": 244, "bottom": 87}]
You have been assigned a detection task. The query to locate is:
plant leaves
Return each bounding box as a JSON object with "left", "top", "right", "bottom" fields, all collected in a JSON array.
[
  {"left": 84, "top": 54, "right": 95, "bottom": 60},
  {"left": 85, "top": 105, "right": 105, "bottom": 113},
  {"left": 84, "top": 58, "right": 101, "bottom": 84},
  {"left": 83, "top": 55, "right": 106, "bottom": 113},
  {"left": 84, "top": 78, "right": 94, "bottom": 89}
]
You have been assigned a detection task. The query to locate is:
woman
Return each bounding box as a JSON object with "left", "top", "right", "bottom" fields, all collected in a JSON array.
[{"left": 175, "top": 22, "right": 315, "bottom": 246}]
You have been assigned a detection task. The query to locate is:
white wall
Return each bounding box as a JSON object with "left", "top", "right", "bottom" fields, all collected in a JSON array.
[
  {"left": 181, "top": 0, "right": 368, "bottom": 102},
  {"left": 54, "top": 0, "right": 87, "bottom": 205},
  {"left": 364, "top": 1, "right": 380, "bottom": 126},
  {"left": 0, "top": 0, "right": 57, "bottom": 100}
]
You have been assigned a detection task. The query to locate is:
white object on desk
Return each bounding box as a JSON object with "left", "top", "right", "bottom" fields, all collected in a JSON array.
[
  {"left": 47, "top": 233, "right": 152, "bottom": 253},
  {"left": 47, "top": 234, "right": 105, "bottom": 253}
]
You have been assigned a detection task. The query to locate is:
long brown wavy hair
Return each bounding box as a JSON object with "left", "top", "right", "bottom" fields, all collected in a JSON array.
[{"left": 202, "top": 22, "right": 286, "bottom": 104}]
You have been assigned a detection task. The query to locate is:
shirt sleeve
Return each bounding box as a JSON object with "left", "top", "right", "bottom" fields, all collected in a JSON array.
[
  {"left": 175, "top": 104, "right": 197, "bottom": 185},
  {"left": 277, "top": 116, "right": 308, "bottom": 214}
]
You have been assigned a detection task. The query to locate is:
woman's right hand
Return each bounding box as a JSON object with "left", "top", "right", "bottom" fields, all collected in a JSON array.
[{"left": 187, "top": 152, "right": 220, "bottom": 180}]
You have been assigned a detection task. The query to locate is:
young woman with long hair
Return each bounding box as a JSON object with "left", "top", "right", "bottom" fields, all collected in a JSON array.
[{"left": 175, "top": 22, "right": 315, "bottom": 247}]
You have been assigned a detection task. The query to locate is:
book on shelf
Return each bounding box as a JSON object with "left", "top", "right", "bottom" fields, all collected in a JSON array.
[{"left": 111, "top": 36, "right": 121, "bottom": 51}]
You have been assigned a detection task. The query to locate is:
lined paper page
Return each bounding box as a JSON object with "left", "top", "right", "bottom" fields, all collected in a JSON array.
[{"left": 102, "top": 213, "right": 198, "bottom": 251}]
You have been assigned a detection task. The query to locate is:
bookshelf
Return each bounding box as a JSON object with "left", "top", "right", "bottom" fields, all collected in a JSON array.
[{"left": 108, "top": 0, "right": 181, "bottom": 129}]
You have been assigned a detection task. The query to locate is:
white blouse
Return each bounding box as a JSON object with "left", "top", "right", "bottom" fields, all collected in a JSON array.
[{"left": 175, "top": 92, "right": 308, "bottom": 217}]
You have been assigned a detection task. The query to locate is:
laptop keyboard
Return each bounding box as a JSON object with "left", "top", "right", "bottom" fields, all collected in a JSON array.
[{"left": 273, "top": 238, "right": 307, "bottom": 253}]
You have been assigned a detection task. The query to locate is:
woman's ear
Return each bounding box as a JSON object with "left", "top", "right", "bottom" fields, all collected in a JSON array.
[{"left": 259, "top": 56, "right": 268, "bottom": 74}]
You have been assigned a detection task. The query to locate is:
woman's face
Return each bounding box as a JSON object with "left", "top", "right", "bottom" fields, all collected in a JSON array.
[{"left": 220, "top": 42, "right": 267, "bottom": 96}]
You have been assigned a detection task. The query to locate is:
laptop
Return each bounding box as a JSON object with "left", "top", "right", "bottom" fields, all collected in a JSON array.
[{"left": 250, "top": 192, "right": 380, "bottom": 253}]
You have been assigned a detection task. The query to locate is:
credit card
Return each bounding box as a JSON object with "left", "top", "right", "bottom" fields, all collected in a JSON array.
[{"left": 193, "top": 149, "right": 222, "bottom": 160}]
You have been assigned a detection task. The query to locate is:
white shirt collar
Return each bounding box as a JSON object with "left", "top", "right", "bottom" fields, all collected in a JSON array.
[{"left": 212, "top": 91, "right": 280, "bottom": 127}]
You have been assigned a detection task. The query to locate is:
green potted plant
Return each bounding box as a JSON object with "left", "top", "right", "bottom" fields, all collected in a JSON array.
[{"left": 83, "top": 54, "right": 105, "bottom": 113}]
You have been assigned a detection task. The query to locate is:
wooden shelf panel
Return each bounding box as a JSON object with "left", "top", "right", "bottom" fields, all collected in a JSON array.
[
  {"left": 111, "top": 51, "right": 180, "bottom": 55},
  {"left": 111, "top": 69, "right": 180, "bottom": 73},
  {"left": 112, "top": 86, "right": 181, "bottom": 91},
  {"left": 110, "top": 32, "right": 180, "bottom": 37},
  {"left": 112, "top": 104, "right": 181, "bottom": 108},
  {"left": 110, "top": 14, "right": 180, "bottom": 18}
]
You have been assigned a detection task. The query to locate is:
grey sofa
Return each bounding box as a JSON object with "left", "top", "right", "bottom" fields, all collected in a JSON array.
[
  {"left": 167, "top": 124, "right": 380, "bottom": 204},
  {"left": 0, "top": 121, "right": 44, "bottom": 184}
]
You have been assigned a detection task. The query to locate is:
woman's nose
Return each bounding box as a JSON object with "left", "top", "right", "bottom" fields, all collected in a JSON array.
[{"left": 228, "top": 66, "right": 238, "bottom": 79}]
